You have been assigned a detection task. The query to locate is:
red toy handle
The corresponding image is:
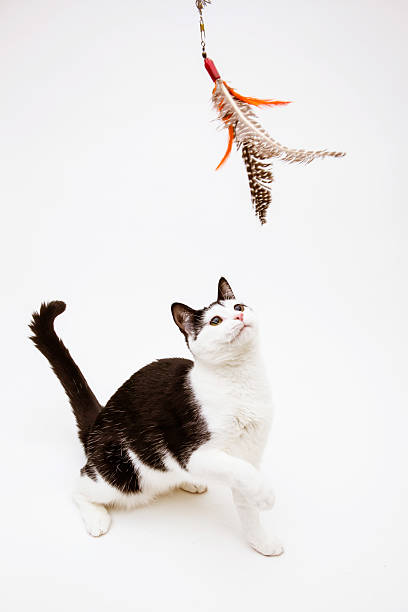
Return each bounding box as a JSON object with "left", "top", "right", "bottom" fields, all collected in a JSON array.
[{"left": 204, "top": 58, "right": 220, "bottom": 82}]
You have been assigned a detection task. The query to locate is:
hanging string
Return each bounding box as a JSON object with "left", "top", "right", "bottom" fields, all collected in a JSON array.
[{"left": 195, "top": 0, "right": 211, "bottom": 58}]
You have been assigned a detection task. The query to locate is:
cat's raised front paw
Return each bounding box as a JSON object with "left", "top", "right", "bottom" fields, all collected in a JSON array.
[
  {"left": 252, "top": 483, "right": 275, "bottom": 511},
  {"left": 249, "top": 535, "right": 284, "bottom": 557}
]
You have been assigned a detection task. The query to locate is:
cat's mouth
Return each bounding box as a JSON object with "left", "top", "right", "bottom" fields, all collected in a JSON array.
[{"left": 232, "top": 323, "right": 250, "bottom": 341}]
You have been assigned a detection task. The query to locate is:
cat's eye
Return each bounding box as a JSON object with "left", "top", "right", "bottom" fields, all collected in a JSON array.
[
  {"left": 210, "top": 316, "right": 223, "bottom": 326},
  {"left": 234, "top": 304, "right": 245, "bottom": 312}
]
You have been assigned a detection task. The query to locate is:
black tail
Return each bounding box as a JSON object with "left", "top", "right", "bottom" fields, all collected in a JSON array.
[{"left": 29, "top": 301, "right": 102, "bottom": 446}]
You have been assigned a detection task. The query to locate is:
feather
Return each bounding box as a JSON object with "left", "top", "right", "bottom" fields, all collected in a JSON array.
[
  {"left": 223, "top": 84, "right": 291, "bottom": 108},
  {"left": 211, "top": 79, "right": 345, "bottom": 224},
  {"left": 242, "top": 145, "right": 273, "bottom": 225},
  {"left": 216, "top": 124, "right": 234, "bottom": 170}
]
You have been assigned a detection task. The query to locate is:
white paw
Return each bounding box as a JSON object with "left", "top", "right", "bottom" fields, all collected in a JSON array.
[
  {"left": 249, "top": 535, "right": 284, "bottom": 557},
  {"left": 251, "top": 483, "right": 275, "bottom": 511},
  {"left": 83, "top": 506, "right": 111, "bottom": 537},
  {"left": 180, "top": 482, "right": 208, "bottom": 494}
]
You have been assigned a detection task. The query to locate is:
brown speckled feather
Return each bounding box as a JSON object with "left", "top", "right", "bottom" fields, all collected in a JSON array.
[{"left": 212, "top": 80, "right": 345, "bottom": 224}]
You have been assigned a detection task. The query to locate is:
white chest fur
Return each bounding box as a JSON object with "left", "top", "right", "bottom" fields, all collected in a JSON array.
[{"left": 189, "top": 352, "right": 273, "bottom": 465}]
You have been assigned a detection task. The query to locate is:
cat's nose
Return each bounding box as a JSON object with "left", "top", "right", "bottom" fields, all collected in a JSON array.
[{"left": 234, "top": 312, "right": 244, "bottom": 322}]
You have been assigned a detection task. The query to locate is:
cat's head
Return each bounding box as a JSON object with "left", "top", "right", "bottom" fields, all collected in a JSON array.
[{"left": 171, "top": 278, "right": 259, "bottom": 364}]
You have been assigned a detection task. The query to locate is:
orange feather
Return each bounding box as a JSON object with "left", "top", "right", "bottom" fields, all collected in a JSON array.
[
  {"left": 224, "top": 82, "right": 291, "bottom": 107},
  {"left": 216, "top": 124, "right": 234, "bottom": 170}
]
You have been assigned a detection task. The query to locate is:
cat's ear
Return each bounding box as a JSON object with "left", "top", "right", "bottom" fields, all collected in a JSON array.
[
  {"left": 217, "top": 277, "right": 235, "bottom": 301},
  {"left": 171, "top": 303, "right": 196, "bottom": 337}
]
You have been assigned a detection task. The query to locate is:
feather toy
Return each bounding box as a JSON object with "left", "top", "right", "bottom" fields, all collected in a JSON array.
[{"left": 196, "top": 1, "right": 345, "bottom": 225}]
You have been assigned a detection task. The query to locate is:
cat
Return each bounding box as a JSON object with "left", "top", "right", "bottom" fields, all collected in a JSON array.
[{"left": 29, "top": 277, "right": 283, "bottom": 556}]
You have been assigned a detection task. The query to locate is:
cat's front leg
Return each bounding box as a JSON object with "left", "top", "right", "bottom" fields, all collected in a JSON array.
[
  {"left": 187, "top": 448, "right": 281, "bottom": 555},
  {"left": 187, "top": 448, "right": 275, "bottom": 513},
  {"left": 233, "top": 490, "right": 283, "bottom": 556}
]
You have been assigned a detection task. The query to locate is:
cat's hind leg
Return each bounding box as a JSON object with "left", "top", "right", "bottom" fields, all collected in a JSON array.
[
  {"left": 73, "top": 472, "right": 114, "bottom": 537},
  {"left": 73, "top": 491, "right": 111, "bottom": 537}
]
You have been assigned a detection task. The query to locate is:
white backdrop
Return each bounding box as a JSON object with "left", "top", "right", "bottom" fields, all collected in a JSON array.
[{"left": 1, "top": 0, "right": 407, "bottom": 610}]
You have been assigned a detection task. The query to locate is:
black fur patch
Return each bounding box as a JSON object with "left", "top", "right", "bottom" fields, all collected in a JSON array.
[
  {"left": 190, "top": 308, "right": 206, "bottom": 339},
  {"left": 189, "top": 301, "right": 227, "bottom": 339},
  {"left": 95, "top": 441, "right": 141, "bottom": 494},
  {"left": 172, "top": 295, "right": 231, "bottom": 344},
  {"left": 80, "top": 463, "right": 97, "bottom": 481},
  {"left": 30, "top": 303, "right": 212, "bottom": 496},
  {"left": 86, "top": 358, "right": 210, "bottom": 492}
]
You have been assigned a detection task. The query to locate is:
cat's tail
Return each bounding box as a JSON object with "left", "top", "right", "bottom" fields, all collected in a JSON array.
[{"left": 29, "top": 301, "right": 102, "bottom": 446}]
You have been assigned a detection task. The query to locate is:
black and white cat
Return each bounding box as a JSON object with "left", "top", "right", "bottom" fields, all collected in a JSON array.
[{"left": 30, "top": 278, "right": 283, "bottom": 556}]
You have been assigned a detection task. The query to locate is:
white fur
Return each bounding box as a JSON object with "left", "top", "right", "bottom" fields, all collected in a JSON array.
[{"left": 73, "top": 298, "right": 283, "bottom": 556}]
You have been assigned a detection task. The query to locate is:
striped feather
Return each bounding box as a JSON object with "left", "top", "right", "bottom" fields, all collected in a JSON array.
[{"left": 212, "top": 80, "right": 345, "bottom": 224}]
